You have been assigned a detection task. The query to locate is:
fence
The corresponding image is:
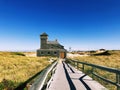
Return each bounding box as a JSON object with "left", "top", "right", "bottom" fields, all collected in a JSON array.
[
  {"left": 67, "top": 59, "right": 120, "bottom": 90},
  {"left": 30, "top": 61, "right": 58, "bottom": 90}
]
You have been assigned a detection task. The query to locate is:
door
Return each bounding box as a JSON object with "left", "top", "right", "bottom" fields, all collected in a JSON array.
[{"left": 60, "top": 52, "right": 65, "bottom": 58}]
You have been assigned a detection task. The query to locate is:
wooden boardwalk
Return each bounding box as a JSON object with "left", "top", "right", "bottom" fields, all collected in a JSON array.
[{"left": 47, "top": 59, "right": 107, "bottom": 90}]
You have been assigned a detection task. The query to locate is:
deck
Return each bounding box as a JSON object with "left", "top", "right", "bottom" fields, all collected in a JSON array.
[{"left": 47, "top": 59, "right": 107, "bottom": 90}]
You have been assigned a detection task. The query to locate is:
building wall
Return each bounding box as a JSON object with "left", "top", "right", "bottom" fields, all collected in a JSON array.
[
  {"left": 37, "top": 33, "right": 67, "bottom": 58},
  {"left": 37, "top": 49, "right": 60, "bottom": 57},
  {"left": 40, "top": 35, "right": 48, "bottom": 49}
]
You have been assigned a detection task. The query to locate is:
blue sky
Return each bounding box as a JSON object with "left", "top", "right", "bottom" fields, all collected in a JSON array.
[{"left": 0, "top": 0, "right": 120, "bottom": 51}]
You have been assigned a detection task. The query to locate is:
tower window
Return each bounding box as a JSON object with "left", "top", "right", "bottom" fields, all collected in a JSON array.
[
  {"left": 41, "top": 52, "right": 44, "bottom": 54},
  {"left": 54, "top": 52, "right": 57, "bottom": 55},
  {"left": 48, "top": 52, "right": 50, "bottom": 54}
]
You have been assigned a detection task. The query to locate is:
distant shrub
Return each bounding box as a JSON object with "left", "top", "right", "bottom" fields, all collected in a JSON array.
[
  {"left": 11, "top": 52, "right": 25, "bottom": 56},
  {"left": 0, "top": 79, "right": 15, "bottom": 90}
]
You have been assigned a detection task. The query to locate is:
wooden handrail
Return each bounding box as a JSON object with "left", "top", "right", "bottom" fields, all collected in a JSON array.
[
  {"left": 67, "top": 59, "right": 120, "bottom": 90},
  {"left": 30, "top": 61, "right": 58, "bottom": 90}
]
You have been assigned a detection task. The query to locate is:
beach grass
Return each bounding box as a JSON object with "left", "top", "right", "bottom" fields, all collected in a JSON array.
[
  {"left": 0, "top": 52, "right": 52, "bottom": 90},
  {"left": 68, "top": 50, "right": 120, "bottom": 90}
]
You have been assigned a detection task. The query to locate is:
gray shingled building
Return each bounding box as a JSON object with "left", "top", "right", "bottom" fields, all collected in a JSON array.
[{"left": 37, "top": 33, "right": 67, "bottom": 58}]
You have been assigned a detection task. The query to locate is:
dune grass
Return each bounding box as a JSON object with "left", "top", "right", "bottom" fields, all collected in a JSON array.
[
  {"left": 68, "top": 50, "right": 120, "bottom": 90},
  {"left": 0, "top": 52, "right": 52, "bottom": 90},
  {"left": 69, "top": 50, "right": 120, "bottom": 68}
]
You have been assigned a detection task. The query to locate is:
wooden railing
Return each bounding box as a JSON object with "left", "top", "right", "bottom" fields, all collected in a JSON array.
[
  {"left": 30, "top": 61, "right": 58, "bottom": 90},
  {"left": 67, "top": 59, "right": 120, "bottom": 90}
]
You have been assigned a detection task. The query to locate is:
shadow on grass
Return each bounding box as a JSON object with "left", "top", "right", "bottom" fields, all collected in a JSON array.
[
  {"left": 91, "top": 51, "right": 111, "bottom": 56},
  {"left": 0, "top": 61, "right": 54, "bottom": 90},
  {"left": 0, "top": 79, "right": 15, "bottom": 90},
  {"left": 14, "top": 69, "right": 44, "bottom": 90},
  {"left": 15, "top": 61, "right": 54, "bottom": 90}
]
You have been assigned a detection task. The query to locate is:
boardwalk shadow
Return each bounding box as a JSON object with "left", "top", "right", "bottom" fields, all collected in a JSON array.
[
  {"left": 79, "top": 74, "right": 91, "bottom": 90},
  {"left": 14, "top": 69, "right": 44, "bottom": 90},
  {"left": 63, "top": 62, "right": 76, "bottom": 90}
]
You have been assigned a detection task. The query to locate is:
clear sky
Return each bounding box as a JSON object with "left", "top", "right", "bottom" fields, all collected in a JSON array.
[{"left": 0, "top": 0, "right": 120, "bottom": 51}]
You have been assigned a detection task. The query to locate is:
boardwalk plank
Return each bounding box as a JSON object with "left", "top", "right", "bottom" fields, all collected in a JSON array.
[
  {"left": 47, "top": 59, "right": 107, "bottom": 90},
  {"left": 47, "top": 63, "right": 70, "bottom": 90}
]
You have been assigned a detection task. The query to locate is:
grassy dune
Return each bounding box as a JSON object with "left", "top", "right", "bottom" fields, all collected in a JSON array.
[
  {"left": 69, "top": 50, "right": 120, "bottom": 68},
  {"left": 68, "top": 50, "right": 120, "bottom": 90},
  {"left": 0, "top": 52, "right": 51, "bottom": 90}
]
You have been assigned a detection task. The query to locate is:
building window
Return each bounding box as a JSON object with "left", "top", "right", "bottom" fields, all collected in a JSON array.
[
  {"left": 41, "top": 52, "right": 44, "bottom": 54},
  {"left": 54, "top": 52, "right": 57, "bottom": 55},
  {"left": 48, "top": 52, "right": 50, "bottom": 54}
]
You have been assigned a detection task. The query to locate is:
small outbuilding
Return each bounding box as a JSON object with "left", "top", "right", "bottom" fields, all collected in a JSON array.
[{"left": 37, "top": 33, "right": 67, "bottom": 58}]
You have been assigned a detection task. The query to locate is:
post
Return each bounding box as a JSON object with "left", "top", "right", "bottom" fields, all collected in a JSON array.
[
  {"left": 77, "top": 62, "right": 79, "bottom": 69},
  {"left": 92, "top": 67, "right": 94, "bottom": 79},
  {"left": 26, "top": 83, "right": 31, "bottom": 90},
  {"left": 74, "top": 61, "right": 75, "bottom": 67},
  {"left": 75, "top": 62, "right": 78, "bottom": 68},
  {"left": 116, "top": 73, "right": 120, "bottom": 90},
  {"left": 50, "top": 70, "right": 53, "bottom": 76},
  {"left": 82, "top": 64, "right": 84, "bottom": 72}
]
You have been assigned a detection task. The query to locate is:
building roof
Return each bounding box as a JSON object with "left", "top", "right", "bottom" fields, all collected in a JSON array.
[
  {"left": 40, "top": 32, "right": 48, "bottom": 36},
  {"left": 47, "top": 41, "right": 60, "bottom": 44}
]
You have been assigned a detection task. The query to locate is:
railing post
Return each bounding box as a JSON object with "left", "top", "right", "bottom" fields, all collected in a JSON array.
[
  {"left": 51, "top": 70, "right": 53, "bottom": 76},
  {"left": 118, "top": 74, "right": 120, "bottom": 90},
  {"left": 92, "top": 67, "right": 94, "bottom": 79},
  {"left": 82, "top": 64, "right": 84, "bottom": 72},
  {"left": 116, "top": 73, "right": 120, "bottom": 90},
  {"left": 69, "top": 59, "right": 120, "bottom": 90},
  {"left": 77, "top": 62, "right": 79, "bottom": 69},
  {"left": 26, "top": 83, "right": 31, "bottom": 90},
  {"left": 74, "top": 61, "right": 76, "bottom": 67}
]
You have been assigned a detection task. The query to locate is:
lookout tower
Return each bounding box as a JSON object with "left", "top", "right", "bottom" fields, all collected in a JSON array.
[
  {"left": 37, "top": 32, "right": 67, "bottom": 58},
  {"left": 40, "top": 33, "right": 48, "bottom": 49}
]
